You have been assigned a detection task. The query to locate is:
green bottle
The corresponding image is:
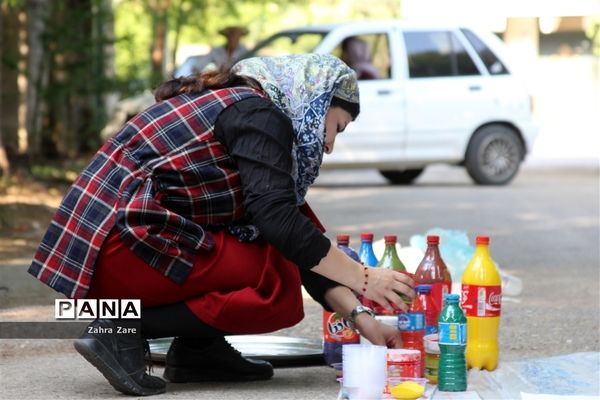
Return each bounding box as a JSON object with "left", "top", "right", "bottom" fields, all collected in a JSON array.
[
  {"left": 377, "top": 235, "right": 406, "bottom": 272},
  {"left": 438, "top": 293, "right": 467, "bottom": 392},
  {"left": 376, "top": 235, "right": 411, "bottom": 307}
]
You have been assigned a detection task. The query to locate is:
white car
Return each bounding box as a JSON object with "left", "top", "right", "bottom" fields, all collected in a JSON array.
[{"left": 242, "top": 21, "right": 538, "bottom": 185}]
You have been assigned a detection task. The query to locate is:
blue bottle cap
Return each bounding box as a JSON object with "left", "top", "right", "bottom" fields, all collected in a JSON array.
[
  {"left": 416, "top": 285, "right": 432, "bottom": 293},
  {"left": 445, "top": 293, "right": 460, "bottom": 303}
]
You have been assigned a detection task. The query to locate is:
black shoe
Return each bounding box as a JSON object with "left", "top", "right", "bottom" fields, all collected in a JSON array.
[
  {"left": 74, "top": 319, "right": 166, "bottom": 396},
  {"left": 163, "top": 336, "right": 274, "bottom": 382}
]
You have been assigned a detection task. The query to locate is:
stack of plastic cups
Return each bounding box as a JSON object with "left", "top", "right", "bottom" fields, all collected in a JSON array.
[{"left": 342, "top": 344, "right": 388, "bottom": 400}]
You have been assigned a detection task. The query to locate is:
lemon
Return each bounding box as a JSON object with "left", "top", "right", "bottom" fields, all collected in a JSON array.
[{"left": 389, "top": 381, "right": 425, "bottom": 400}]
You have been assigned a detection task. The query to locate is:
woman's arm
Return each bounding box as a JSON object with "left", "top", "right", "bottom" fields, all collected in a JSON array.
[{"left": 312, "top": 245, "right": 414, "bottom": 313}]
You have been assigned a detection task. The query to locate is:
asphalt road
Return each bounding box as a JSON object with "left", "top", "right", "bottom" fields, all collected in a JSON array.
[{"left": 1, "top": 164, "right": 599, "bottom": 399}]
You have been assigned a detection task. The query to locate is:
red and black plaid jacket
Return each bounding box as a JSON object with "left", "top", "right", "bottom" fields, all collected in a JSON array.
[{"left": 28, "top": 87, "right": 264, "bottom": 299}]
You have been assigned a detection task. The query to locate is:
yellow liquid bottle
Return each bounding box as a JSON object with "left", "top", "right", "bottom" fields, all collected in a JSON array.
[{"left": 460, "top": 236, "right": 502, "bottom": 371}]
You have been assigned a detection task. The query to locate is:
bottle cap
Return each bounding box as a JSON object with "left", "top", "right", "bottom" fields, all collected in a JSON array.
[
  {"left": 416, "top": 285, "right": 432, "bottom": 293},
  {"left": 427, "top": 235, "right": 439, "bottom": 245},
  {"left": 383, "top": 235, "right": 397, "bottom": 244},
  {"left": 444, "top": 293, "right": 460, "bottom": 303},
  {"left": 336, "top": 233, "right": 350, "bottom": 243},
  {"left": 476, "top": 236, "right": 490, "bottom": 245},
  {"left": 360, "top": 232, "right": 374, "bottom": 241}
]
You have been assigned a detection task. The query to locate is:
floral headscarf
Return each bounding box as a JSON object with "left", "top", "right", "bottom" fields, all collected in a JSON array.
[{"left": 232, "top": 54, "right": 359, "bottom": 204}]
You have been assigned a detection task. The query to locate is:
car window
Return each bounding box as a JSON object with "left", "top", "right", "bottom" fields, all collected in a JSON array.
[
  {"left": 460, "top": 28, "right": 509, "bottom": 75},
  {"left": 332, "top": 33, "right": 391, "bottom": 80},
  {"left": 403, "top": 31, "right": 480, "bottom": 78},
  {"left": 246, "top": 32, "right": 325, "bottom": 58}
]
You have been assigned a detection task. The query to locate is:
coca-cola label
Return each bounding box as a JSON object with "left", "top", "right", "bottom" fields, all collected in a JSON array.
[
  {"left": 461, "top": 284, "right": 502, "bottom": 317},
  {"left": 322, "top": 311, "right": 360, "bottom": 343}
]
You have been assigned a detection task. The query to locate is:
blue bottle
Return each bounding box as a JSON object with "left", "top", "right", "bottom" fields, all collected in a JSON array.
[
  {"left": 358, "top": 232, "right": 378, "bottom": 267},
  {"left": 336, "top": 233, "right": 360, "bottom": 262}
]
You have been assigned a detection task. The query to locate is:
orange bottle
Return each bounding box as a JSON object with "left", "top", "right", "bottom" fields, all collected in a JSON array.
[{"left": 460, "top": 235, "right": 502, "bottom": 370}]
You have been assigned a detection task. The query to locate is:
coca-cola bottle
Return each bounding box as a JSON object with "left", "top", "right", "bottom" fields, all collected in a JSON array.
[{"left": 414, "top": 235, "right": 452, "bottom": 315}]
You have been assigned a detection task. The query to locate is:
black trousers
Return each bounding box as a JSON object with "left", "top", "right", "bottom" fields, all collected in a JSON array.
[{"left": 141, "top": 302, "right": 227, "bottom": 339}]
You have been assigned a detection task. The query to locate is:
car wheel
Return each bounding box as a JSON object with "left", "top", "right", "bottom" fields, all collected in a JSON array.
[
  {"left": 379, "top": 169, "right": 425, "bottom": 185},
  {"left": 465, "top": 125, "right": 524, "bottom": 185}
]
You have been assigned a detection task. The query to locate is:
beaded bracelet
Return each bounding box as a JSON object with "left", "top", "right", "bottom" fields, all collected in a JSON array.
[{"left": 362, "top": 266, "right": 369, "bottom": 293}]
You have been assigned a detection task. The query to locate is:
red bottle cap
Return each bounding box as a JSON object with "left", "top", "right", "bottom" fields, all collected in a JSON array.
[
  {"left": 476, "top": 235, "right": 490, "bottom": 245},
  {"left": 427, "top": 235, "right": 439, "bottom": 245},
  {"left": 384, "top": 235, "right": 397, "bottom": 244},
  {"left": 360, "top": 232, "right": 374, "bottom": 241},
  {"left": 336, "top": 233, "right": 350, "bottom": 243}
]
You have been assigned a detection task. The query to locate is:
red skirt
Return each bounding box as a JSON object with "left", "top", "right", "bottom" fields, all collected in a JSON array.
[{"left": 87, "top": 221, "right": 313, "bottom": 334}]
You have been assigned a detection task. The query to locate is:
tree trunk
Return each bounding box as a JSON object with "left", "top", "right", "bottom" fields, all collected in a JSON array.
[
  {"left": 170, "top": 0, "right": 187, "bottom": 75},
  {"left": 25, "top": 0, "right": 50, "bottom": 159},
  {"left": 0, "top": 4, "right": 10, "bottom": 179},
  {"left": 149, "top": 0, "right": 171, "bottom": 87}
]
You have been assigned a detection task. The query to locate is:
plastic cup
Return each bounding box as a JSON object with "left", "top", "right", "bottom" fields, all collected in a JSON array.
[{"left": 343, "top": 344, "right": 387, "bottom": 396}]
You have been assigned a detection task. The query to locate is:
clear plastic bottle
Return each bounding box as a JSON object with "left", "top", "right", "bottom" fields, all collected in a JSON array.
[
  {"left": 414, "top": 235, "right": 452, "bottom": 314},
  {"left": 461, "top": 235, "right": 502, "bottom": 371},
  {"left": 438, "top": 294, "right": 467, "bottom": 392}
]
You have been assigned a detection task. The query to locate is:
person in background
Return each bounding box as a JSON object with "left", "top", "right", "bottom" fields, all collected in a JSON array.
[
  {"left": 28, "top": 54, "right": 414, "bottom": 396},
  {"left": 340, "top": 36, "right": 380, "bottom": 80},
  {"left": 205, "top": 26, "right": 249, "bottom": 71}
]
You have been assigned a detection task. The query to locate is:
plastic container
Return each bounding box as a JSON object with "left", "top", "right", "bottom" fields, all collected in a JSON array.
[
  {"left": 323, "top": 234, "right": 361, "bottom": 366},
  {"left": 438, "top": 294, "right": 467, "bottom": 392},
  {"left": 424, "top": 334, "right": 440, "bottom": 384},
  {"left": 358, "top": 232, "right": 379, "bottom": 267},
  {"left": 414, "top": 235, "right": 452, "bottom": 313},
  {"left": 398, "top": 288, "right": 426, "bottom": 377},
  {"left": 386, "top": 377, "right": 428, "bottom": 400},
  {"left": 375, "top": 235, "right": 409, "bottom": 314},
  {"left": 416, "top": 284, "right": 439, "bottom": 335},
  {"left": 461, "top": 235, "right": 502, "bottom": 371},
  {"left": 385, "top": 349, "right": 422, "bottom": 398},
  {"left": 336, "top": 233, "right": 361, "bottom": 262},
  {"left": 386, "top": 348, "right": 421, "bottom": 379}
]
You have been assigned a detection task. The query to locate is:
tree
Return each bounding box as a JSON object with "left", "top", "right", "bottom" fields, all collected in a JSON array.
[{"left": 0, "top": 2, "right": 10, "bottom": 180}]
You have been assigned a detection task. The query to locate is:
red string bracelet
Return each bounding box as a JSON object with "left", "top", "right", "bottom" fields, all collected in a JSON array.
[{"left": 362, "top": 266, "right": 369, "bottom": 293}]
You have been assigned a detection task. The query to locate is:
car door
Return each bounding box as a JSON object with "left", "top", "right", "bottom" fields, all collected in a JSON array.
[
  {"left": 316, "top": 28, "right": 407, "bottom": 168},
  {"left": 401, "top": 28, "right": 497, "bottom": 162}
]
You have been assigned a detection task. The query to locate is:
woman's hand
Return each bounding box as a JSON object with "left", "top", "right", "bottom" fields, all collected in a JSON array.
[
  {"left": 363, "top": 267, "right": 415, "bottom": 313},
  {"left": 354, "top": 313, "right": 402, "bottom": 348}
]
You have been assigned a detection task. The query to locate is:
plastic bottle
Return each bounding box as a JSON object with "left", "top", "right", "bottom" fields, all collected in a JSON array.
[
  {"left": 335, "top": 233, "right": 361, "bottom": 262},
  {"left": 322, "top": 311, "right": 360, "bottom": 366},
  {"left": 414, "top": 235, "right": 452, "bottom": 315},
  {"left": 398, "top": 288, "right": 426, "bottom": 377},
  {"left": 358, "top": 232, "right": 378, "bottom": 267},
  {"left": 375, "top": 235, "right": 409, "bottom": 314},
  {"left": 438, "top": 294, "right": 467, "bottom": 392},
  {"left": 323, "top": 234, "right": 361, "bottom": 366},
  {"left": 461, "top": 235, "right": 502, "bottom": 371},
  {"left": 416, "top": 284, "right": 439, "bottom": 335}
]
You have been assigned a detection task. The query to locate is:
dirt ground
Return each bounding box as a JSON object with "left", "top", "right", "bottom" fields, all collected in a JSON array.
[{"left": 0, "top": 177, "right": 66, "bottom": 267}]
